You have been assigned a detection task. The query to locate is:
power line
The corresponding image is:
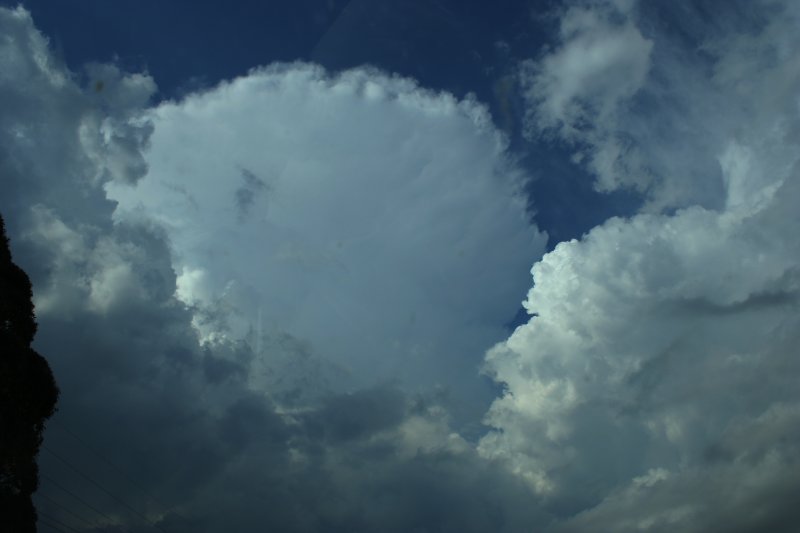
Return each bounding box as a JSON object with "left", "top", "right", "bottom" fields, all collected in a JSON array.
[
  {"left": 42, "top": 445, "right": 168, "bottom": 533},
  {"left": 37, "top": 491, "right": 100, "bottom": 530},
  {"left": 38, "top": 520, "right": 70, "bottom": 533},
  {"left": 49, "top": 418, "right": 180, "bottom": 516},
  {"left": 38, "top": 513, "right": 80, "bottom": 533},
  {"left": 39, "top": 511, "right": 83, "bottom": 533},
  {"left": 40, "top": 472, "right": 129, "bottom": 531}
]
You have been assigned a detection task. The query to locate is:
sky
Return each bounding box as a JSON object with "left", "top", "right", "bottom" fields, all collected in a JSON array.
[{"left": 1, "top": 0, "right": 799, "bottom": 531}]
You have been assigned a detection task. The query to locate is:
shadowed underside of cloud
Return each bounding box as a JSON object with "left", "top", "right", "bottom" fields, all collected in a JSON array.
[{"left": 481, "top": 0, "right": 800, "bottom": 530}]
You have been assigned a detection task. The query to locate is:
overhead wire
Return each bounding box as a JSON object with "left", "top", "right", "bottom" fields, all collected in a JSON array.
[
  {"left": 49, "top": 418, "right": 181, "bottom": 517},
  {"left": 40, "top": 472, "right": 131, "bottom": 532},
  {"left": 38, "top": 520, "right": 70, "bottom": 533},
  {"left": 36, "top": 491, "right": 100, "bottom": 530},
  {"left": 38, "top": 512, "right": 81, "bottom": 533},
  {"left": 42, "top": 445, "right": 168, "bottom": 533}
]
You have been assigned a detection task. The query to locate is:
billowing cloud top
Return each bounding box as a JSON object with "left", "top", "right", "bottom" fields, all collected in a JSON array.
[{"left": 106, "top": 62, "right": 546, "bottom": 417}]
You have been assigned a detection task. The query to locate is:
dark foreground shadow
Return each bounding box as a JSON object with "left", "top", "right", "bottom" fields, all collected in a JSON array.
[{"left": 0, "top": 214, "right": 59, "bottom": 532}]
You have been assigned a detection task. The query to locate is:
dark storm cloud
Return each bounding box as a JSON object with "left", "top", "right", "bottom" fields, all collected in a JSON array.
[
  {"left": 24, "top": 214, "right": 544, "bottom": 532},
  {"left": 38, "top": 285, "right": 546, "bottom": 532},
  {"left": 303, "top": 386, "right": 407, "bottom": 443}
]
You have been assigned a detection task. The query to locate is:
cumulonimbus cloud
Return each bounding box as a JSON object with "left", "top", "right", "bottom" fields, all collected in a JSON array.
[
  {"left": 107, "top": 63, "right": 547, "bottom": 418},
  {"left": 0, "top": 6, "right": 548, "bottom": 531}
]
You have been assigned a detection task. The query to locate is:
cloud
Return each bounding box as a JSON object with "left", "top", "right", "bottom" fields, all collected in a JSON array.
[
  {"left": 4, "top": 2, "right": 799, "bottom": 531},
  {"left": 0, "top": 6, "right": 547, "bottom": 532},
  {"left": 36, "top": 297, "right": 548, "bottom": 532},
  {"left": 106, "top": 63, "right": 547, "bottom": 420},
  {"left": 519, "top": 0, "right": 800, "bottom": 213},
  {"left": 482, "top": 0, "right": 800, "bottom": 529},
  {"left": 234, "top": 167, "right": 269, "bottom": 221},
  {"left": 554, "top": 405, "right": 800, "bottom": 533},
  {"left": 519, "top": 0, "right": 654, "bottom": 200},
  {"left": 523, "top": 1, "right": 652, "bottom": 141}
]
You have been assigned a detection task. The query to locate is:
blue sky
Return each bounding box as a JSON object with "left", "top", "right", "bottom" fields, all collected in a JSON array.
[
  {"left": 17, "top": 0, "right": 637, "bottom": 247},
  {"left": 2, "top": 1, "right": 800, "bottom": 531}
]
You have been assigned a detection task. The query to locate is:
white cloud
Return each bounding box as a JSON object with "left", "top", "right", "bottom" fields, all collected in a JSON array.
[
  {"left": 481, "top": 191, "right": 800, "bottom": 491},
  {"left": 520, "top": 0, "right": 654, "bottom": 199},
  {"left": 524, "top": 2, "right": 653, "bottom": 140},
  {"left": 107, "top": 63, "right": 546, "bottom": 416},
  {"left": 519, "top": 0, "right": 800, "bottom": 212},
  {"left": 483, "top": 0, "right": 800, "bottom": 528}
]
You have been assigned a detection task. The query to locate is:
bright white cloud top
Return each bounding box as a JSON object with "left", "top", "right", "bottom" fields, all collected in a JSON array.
[{"left": 107, "top": 64, "right": 546, "bottom": 414}]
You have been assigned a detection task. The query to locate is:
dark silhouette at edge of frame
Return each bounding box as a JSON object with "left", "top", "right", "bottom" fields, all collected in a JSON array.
[{"left": 0, "top": 213, "right": 60, "bottom": 532}]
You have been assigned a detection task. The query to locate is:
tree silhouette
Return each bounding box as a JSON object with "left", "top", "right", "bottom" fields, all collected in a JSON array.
[{"left": 0, "top": 214, "right": 59, "bottom": 532}]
